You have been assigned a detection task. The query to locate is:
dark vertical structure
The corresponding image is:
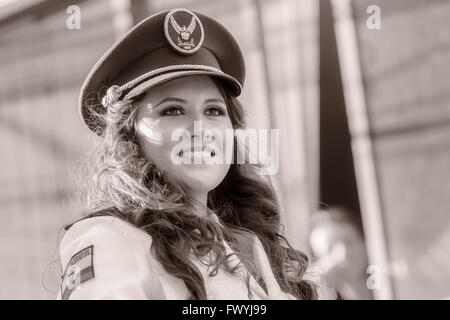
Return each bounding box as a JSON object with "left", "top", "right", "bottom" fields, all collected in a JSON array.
[{"left": 319, "top": 0, "right": 361, "bottom": 221}]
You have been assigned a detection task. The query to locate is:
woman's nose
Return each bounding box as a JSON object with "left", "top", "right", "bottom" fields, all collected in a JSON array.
[
  {"left": 186, "top": 110, "right": 212, "bottom": 133},
  {"left": 186, "top": 121, "right": 214, "bottom": 147}
]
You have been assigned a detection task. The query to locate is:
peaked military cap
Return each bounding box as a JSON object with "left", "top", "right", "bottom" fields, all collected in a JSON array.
[{"left": 80, "top": 8, "right": 245, "bottom": 135}]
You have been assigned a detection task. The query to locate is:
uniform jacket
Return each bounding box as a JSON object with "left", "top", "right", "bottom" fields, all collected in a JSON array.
[{"left": 57, "top": 213, "right": 297, "bottom": 300}]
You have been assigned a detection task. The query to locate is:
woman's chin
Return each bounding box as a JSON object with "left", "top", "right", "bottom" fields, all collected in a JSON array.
[{"left": 174, "top": 168, "right": 227, "bottom": 192}]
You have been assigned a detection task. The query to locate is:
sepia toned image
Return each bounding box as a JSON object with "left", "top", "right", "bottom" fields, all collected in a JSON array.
[{"left": 0, "top": 0, "right": 449, "bottom": 301}]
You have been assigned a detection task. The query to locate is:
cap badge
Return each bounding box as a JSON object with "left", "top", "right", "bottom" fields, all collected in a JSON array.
[{"left": 164, "top": 8, "right": 204, "bottom": 55}]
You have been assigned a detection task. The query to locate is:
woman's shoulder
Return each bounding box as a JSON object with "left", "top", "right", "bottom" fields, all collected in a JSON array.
[
  {"left": 61, "top": 215, "right": 152, "bottom": 249},
  {"left": 58, "top": 215, "right": 158, "bottom": 299}
]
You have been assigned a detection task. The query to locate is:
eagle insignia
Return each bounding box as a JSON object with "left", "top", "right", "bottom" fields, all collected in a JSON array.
[{"left": 164, "top": 8, "right": 204, "bottom": 55}]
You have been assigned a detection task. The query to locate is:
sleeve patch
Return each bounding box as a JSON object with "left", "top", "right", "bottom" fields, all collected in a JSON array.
[{"left": 61, "top": 245, "right": 95, "bottom": 300}]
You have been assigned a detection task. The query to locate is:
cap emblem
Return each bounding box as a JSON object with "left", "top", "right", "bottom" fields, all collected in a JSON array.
[{"left": 164, "top": 9, "right": 204, "bottom": 55}]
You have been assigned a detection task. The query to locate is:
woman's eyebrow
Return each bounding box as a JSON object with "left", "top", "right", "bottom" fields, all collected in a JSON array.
[
  {"left": 204, "top": 98, "right": 226, "bottom": 104},
  {"left": 153, "top": 97, "right": 187, "bottom": 108}
]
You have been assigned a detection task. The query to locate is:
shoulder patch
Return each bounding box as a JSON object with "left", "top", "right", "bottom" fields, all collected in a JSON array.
[{"left": 61, "top": 245, "right": 95, "bottom": 300}]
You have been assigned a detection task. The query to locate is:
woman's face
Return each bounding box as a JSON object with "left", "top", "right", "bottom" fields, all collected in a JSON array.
[{"left": 135, "top": 75, "right": 233, "bottom": 196}]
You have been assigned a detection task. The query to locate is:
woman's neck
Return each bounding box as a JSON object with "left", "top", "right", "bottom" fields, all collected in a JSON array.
[{"left": 185, "top": 192, "right": 210, "bottom": 218}]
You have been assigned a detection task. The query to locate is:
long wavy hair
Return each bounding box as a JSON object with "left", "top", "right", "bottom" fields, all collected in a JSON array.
[{"left": 70, "top": 76, "right": 317, "bottom": 300}]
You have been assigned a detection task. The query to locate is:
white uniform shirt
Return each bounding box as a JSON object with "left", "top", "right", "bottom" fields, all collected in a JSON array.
[{"left": 57, "top": 214, "right": 297, "bottom": 300}]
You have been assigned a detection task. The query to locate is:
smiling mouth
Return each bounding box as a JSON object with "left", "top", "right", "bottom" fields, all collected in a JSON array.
[{"left": 178, "top": 150, "right": 216, "bottom": 158}]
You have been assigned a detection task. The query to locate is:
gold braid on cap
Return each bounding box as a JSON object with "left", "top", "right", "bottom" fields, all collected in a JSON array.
[{"left": 101, "top": 64, "right": 227, "bottom": 107}]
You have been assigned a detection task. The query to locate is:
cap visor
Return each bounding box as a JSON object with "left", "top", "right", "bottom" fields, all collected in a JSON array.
[{"left": 123, "top": 69, "right": 242, "bottom": 100}]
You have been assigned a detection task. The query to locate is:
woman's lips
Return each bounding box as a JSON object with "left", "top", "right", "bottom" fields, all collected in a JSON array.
[
  {"left": 178, "top": 150, "right": 216, "bottom": 158},
  {"left": 178, "top": 143, "right": 218, "bottom": 160}
]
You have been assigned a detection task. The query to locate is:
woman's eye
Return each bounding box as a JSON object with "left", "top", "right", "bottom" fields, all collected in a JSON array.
[
  {"left": 205, "top": 106, "right": 226, "bottom": 116},
  {"left": 162, "top": 106, "right": 183, "bottom": 116}
]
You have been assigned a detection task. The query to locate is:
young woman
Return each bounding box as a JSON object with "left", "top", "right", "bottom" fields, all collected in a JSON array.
[{"left": 58, "top": 8, "right": 317, "bottom": 300}]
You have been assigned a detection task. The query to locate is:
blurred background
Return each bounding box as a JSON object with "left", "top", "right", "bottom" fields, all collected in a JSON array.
[{"left": 0, "top": 0, "right": 449, "bottom": 299}]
